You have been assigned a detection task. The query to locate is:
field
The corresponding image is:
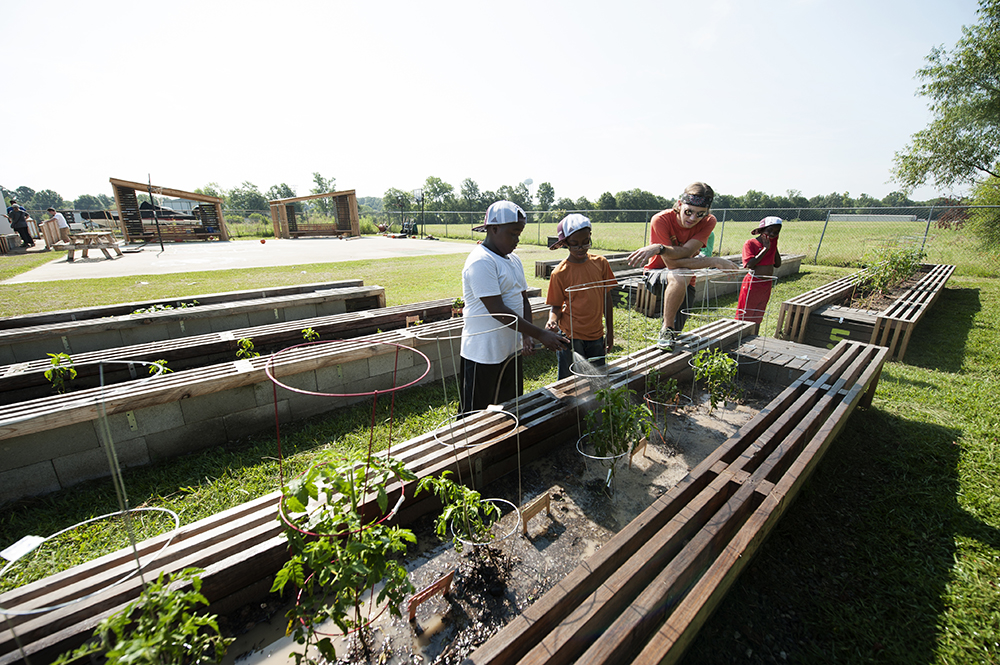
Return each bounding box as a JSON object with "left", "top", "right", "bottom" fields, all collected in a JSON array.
[{"left": 0, "top": 242, "right": 998, "bottom": 663}]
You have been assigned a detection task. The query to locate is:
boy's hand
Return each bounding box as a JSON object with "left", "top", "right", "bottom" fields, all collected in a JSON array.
[{"left": 537, "top": 329, "right": 569, "bottom": 352}]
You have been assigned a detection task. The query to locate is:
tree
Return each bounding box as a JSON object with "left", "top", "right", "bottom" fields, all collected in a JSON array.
[
  {"left": 265, "top": 183, "right": 296, "bottom": 201},
  {"left": 31, "top": 189, "right": 65, "bottom": 211},
  {"left": 595, "top": 192, "right": 616, "bottom": 222},
  {"left": 15, "top": 186, "right": 35, "bottom": 203},
  {"left": 536, "top": 182, "right": 555, "bottom": 213},
  {"left": 195, "top": 183, "right": 226, "bottom": 200},
  {"left": 496, "top": 183, "right": 531, "bottom": 210},
  {"left": 968, "top": 176, "right": 1000, "bottom": 249},
  {"left": 555, "top": 197, "right": 576, "bottom": 210},
  {"left": 575, "top": 196, "right": 593, "bottom": 211},
  {"left": 383, "top": 188, "right": 412, "bottom": 214},
  {"left": 226, "top": 181, "right": 267, "bottom": 214},
  {"left": 892, "top": 0, "right": 1000, "bottom": 191},
  {"left": 311, "top": 173, "right": 336, "bottom": 215},
  {"left": 422, "top": 176, "right": 454, "bottom": 208},
  {"left": 460, "top": 178, "right": 481, "bottom": 211},
  {"left": 74, "top": 194, "right": 111, "bottom": 210}
]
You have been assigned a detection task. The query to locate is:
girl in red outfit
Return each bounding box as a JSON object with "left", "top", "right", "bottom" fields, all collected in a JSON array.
[{"left": 736, "top": 216, "right": 783, "bottom": 326}]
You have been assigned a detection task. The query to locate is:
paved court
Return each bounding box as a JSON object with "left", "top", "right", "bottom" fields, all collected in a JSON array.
[{"left": 3, "top": 236, "right": 473, "bottom": 284}]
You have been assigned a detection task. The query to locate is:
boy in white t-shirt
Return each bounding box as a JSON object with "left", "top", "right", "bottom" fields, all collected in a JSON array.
[{"left": 460, "top": 201, "right": 568, "bottom": 413}]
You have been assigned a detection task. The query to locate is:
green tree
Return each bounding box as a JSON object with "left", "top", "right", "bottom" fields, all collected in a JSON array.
[
  {"left": 555, "top": 197, "right": 576, "bottom": 210},
  {"left": 15, "top": 186, "right": 35, "bottom": 203},
  {"left": 422, "top": 176, "right": 454, "bottom": 209},
  {"left": 460, "top": 178, "right": 482, "bottom": 213},
  {"left": 226, "top": 181, "right": 267, "bottom": 214},
  {"left": 892, "top": 0, "right": 1000, "bottom": 191},
  {"left": 575, "top": 196, "right": 593, "bottom": 211},
  {"left": 265, "top": 183, "right": 296, "bottom": 201},
  {"left": 195, "top": 182, "right": 226, "bottom": 200},
  {"left": 73, "top": 194, "right": 111, "bottom": 210},
  {"left": 496, "top": 183, "right": 531, "bottom": 210},
  {"left": 31, "top": 189, "right": 65, "bottom": 211},
  {"left": 968, "top": 176, "right": 1000, "bottom": 249},
  {"left": 311, "top": 172, "right": 336, "bottom": 215},
  {"left": 383, "top": 187, "right": 412, "bottom": 215},
  {"left": 882, "top": 191, "right": 915, "bottom": 207},
  {"left": 536, "top": 182, "right": 555, "bottom": 213}
]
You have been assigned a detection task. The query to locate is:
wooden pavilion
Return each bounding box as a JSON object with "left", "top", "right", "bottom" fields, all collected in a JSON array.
[
  {"left": 268, "top": 189, "right": 360, "bottom": 239},
  {"left": 109, "top": 177, "right": 229, "bottom": 243}
]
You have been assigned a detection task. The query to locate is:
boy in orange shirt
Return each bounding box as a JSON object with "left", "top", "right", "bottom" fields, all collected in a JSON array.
[{"left": 545, "top": 214, "right": 616, "bottom": 379}]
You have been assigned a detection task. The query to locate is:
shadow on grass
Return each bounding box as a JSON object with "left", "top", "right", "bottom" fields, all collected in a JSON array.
[
  {"left": 684, "top": 406, "right": 980, "bottom": 664},
  {"left": 904, "top": 286, "right": 981, "bottom": 374}
]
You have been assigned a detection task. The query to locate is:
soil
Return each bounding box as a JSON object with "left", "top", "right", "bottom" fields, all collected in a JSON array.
[
  {"left": 847, "top": 270, "right": 925, "bottom": 311},
  {"left": 220, "top": 376, "right": 783, "bottom": 665}
]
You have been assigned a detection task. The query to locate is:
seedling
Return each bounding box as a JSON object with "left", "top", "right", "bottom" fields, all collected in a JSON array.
[
  {"left": 583, "top": 385, "right": 652, "bottom": 487},
  {"left": 301, "top": 327, "right": 320, "bottom": 342},
  {"left": 44, "top": 353, "right": 77, "bottom": 394},
  {"left": 148, "top": 359, "right": 173, "bottom": 375},
  {"left": 417, "top": 470, "right": 499, "bottom": 553},
  {"left": 236, "top": 337, "right": 260, "bottom": 360},
  {"left": 691, "top": 347, "right": 739, "bottom": 412}
]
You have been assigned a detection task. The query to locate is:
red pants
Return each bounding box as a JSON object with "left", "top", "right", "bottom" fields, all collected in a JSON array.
[{"left": 736, "top": 273, "right": 773, "bottom": 325}]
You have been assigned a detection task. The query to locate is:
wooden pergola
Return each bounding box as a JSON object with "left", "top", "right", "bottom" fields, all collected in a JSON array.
[
  {"left": 110, "top": 177, "right": 229, "bottom": 243},
  {"left": 268, "top": 189, "right": 360, "bottom": 239}
]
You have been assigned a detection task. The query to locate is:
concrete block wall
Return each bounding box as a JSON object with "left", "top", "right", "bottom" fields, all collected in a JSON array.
[{"left": 0, "top": 307, "right": 547, "bottom": 505}]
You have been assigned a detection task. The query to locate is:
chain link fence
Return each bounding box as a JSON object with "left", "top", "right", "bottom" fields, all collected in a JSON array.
[{"left": 372, "top": 205, "right": 997, "bottom": 275}]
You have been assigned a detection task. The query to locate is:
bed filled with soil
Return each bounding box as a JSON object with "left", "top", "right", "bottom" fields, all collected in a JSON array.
[{"left": 220, "top": 376, "right": 783, "bottom": 665}]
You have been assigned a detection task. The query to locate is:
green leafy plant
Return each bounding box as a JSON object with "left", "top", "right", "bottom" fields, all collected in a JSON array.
[
  {"left": 417, "top": 470, "right": 499, "bottom": 553},
  {"left": 583, "top": 385, "right": 652, "bottom": 486},
  {"left": 855, "top": 245, "right": 926, "bottom": 295},
  {"left": 54, "top": 567, "right": 232, "bottom": 665},
  {"left": 131, "top": 300, "right": 199, "bottom": 315},
  {"left": 272, "top": 453, "right": 417, "bottom": 663},
  {"left": 691, "top": 347, "right": 739, "bottom": 413},
  {"left": 452, "top": 297, "right": 464, "bottom": 309},
  {"left": 301, "top": 327, "right": 320, "bottom": 342},
  {"left": 644, "top": 368, "right": 681, "bottom": 405},
  {"left": 236, "top": 337, "right": 260, "bottom": 360},
  {"left": 44, "top": 352, "right": 77, "bottom": 394},
  {"left": 148, "top": 359, "right": 173, "bottom": 375}
]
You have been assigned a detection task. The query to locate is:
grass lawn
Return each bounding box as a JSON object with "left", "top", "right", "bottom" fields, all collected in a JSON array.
[{"left": 0, "top": 243, "right": 998, "bottom": 664}]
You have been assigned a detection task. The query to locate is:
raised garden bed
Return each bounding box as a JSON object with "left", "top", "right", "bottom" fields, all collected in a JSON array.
[
  {"left": 775, "top": 263, "right": 955, "bottom": 360},
  {"left": 0, "top": 318, "right": 891, "bottom": 665}
]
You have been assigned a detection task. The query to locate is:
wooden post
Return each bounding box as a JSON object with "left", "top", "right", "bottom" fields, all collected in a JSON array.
[
  {"left": 408, "top": 570, "right": 455, "bottom": 621},
  {"left": 521, "top": 493, "right": 552, "bottom": 535}
]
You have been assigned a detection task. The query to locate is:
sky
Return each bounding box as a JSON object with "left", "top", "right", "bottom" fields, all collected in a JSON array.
[{"left": 1, "top": 0, "right": 982, "bottom": 206}]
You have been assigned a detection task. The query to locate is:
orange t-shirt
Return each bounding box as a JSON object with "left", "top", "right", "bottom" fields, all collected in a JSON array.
[
  {"left": 546, "top": 254, "right": 616, "bottom": 341},
  {"left": 644, "top": 209, "right": 717, "bottom": 270}
]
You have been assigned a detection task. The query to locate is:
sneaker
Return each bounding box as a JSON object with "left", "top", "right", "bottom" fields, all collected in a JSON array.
[{"left": 656, "top": 328, "right": 677, "bottom": 351}]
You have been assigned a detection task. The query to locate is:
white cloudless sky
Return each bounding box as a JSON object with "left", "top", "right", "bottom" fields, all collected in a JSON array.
[{"left": 1, "top": 0, "right": 981, "bottom": 206}]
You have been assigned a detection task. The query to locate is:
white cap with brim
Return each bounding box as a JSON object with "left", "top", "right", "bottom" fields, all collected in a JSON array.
[
  {"left": 751, "top": 216, "right": 783, "bottom": 234},
  {"left": 473, "top": 200, "right": 525, "bottom": 232},
  {"left": 548, "top": 214, "right": 592, "bottom": 250}
]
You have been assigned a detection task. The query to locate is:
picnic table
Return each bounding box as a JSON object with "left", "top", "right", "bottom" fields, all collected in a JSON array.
[{"left": 66, "top": 231, "right": 123, "bottom": 262}]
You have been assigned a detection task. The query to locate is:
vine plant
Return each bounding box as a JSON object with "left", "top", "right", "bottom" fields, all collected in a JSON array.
[
  {"left": 855, "top": 245, "right": 926, "bottom": 296},
  {"left": 272, "top": 453, "right": 417, "bottom": 664},
  {"left": 691, "top": 347, "right": 739, "bottom": 413},
  {"left": 417, "top": 470, "right": 499, "bottom": 553}
]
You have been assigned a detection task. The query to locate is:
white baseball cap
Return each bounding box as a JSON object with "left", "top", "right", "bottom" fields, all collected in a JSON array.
[
  {"left": 473, "top": 200, "right": 526, "bottom": 232},
  {"left": 548, "top": 214, "right": 592, "bottom": 250},
  {"left": 751, "top": 216, "right": 783, "bottom": 235}
]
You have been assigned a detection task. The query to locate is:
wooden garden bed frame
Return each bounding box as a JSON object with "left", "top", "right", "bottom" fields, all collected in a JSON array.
[
  {"left": 0, "top": 289, "right": 450, "bottom": 403},
  {"left": 775, "top": 263, "right": 955, "bottom": 361},
  {"left": 268, "top": 189, "right": 360, "bottom": 239},
  {"left": 468, "top": 338, "right": 888, "bottom": 665},
  {"left": 0, "top": 318, "right": 756, "bottom": 664},
  {"left": 0, "top": 281, "right": 375, "bottom": 366},
  {"left": 109, "top": 178, "right": 229, "bottom": 243}
]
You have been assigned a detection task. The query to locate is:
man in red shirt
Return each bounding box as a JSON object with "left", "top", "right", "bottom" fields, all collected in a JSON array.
[{"left": 627, "top": 182, "right": 737, "bottom": 350}]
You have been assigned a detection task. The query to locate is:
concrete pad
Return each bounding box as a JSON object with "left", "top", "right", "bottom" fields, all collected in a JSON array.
[{"left": 2, "top": 236, "right": 472, "bottom": 284}]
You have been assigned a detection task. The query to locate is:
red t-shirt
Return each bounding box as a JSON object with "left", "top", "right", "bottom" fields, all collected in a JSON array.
[
  {"left": 742, "top": 237, "right": 779, "bottom": 267},
  {"left": 645, "top": 209, "right": 717, "bottom": 270}
]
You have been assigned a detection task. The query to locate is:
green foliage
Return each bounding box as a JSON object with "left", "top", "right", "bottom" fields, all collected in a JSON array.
[
  {"left": 691, "top": 348, "right": 739, "bottom": 413},
  {"left": 310, "top": 173, "right": 337, "bottom": 216},
  {"left": 148, "top": 359, "right": 172, "bottom": 375},
  {"left": 645, "top": 368, "right": 681, "bottom": 405},
  {"left": 301, "top": 327, "right": 320, "bottom": 342},
  {"left": 583, "top": 385, "right": 652, "bottom": 481},
  {"left": 416, "top": 470, "right": 499, "bottom": 553},
  {"left": 273, "top": 454, "right": 417, "bottom": 662},
  {"left": 892, "top": 0, "right": 1000, "bottom": 190},
  {"left": 452, "top": 297, "right": 464, "bottom": 309},
  {"left": 236, "top": 337, "right": 260, "bottom": 360},
  {"left": 55, "top": 568, "right": 232, "bottom": 665},
  {"left": 226, "top": 181, "right": 268, "bottom": 213},
  {"left": 44, "top": 352, "right": 76, "bottom": 394},
  {"left": 131, "top": 300, "right": 199, "bottom": 315},
  {"left": 855, "top": 244, "right": 927, "bottom": 295},
  {"left": 969, "top": 176, "right": 1000, "bottom": 250}
]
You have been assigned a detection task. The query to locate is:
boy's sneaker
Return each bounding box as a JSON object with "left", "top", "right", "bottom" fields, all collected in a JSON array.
[{"left": 656, "top": 328, "right": 676, "bottom": 351}]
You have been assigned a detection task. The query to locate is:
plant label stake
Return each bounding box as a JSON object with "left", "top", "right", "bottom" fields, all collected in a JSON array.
[
  {"left": 408, "top": 570, "right": 455, "bottom": 622},
  {"left": 629, "top": 436, "right": 649, "bottom": 469},
  {"left": 520, "top": 493, "right": 552, "bottom": 535}
]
